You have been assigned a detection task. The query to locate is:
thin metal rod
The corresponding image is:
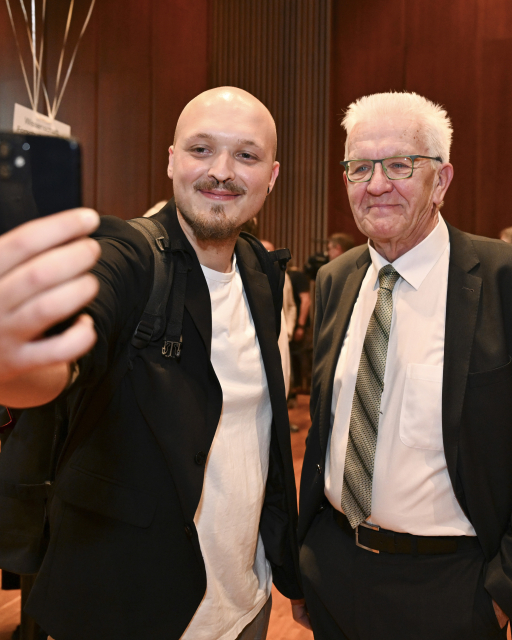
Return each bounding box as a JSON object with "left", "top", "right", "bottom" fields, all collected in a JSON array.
[
  {"left": 5, "top": 0, "right": 35, "bottom": 108},
  {"left": 31, "top": 0, "right": 36, "bottom": 103},
  {"left": 34, "top": 0, "right": 47, "bottom": 112},
  {"left": 52, "top": 0, "right": 75, "bottom": 117},
  {"left": 16, "top": 0, "right": 51, "bottom": 115},
  {"left": 53, "top": 0, "right": 96, "bottom": 118}
]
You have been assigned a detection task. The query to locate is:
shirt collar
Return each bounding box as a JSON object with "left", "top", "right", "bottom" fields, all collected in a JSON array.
[{"left": 368, "top": 214, "right": 449, "bottom": 291}]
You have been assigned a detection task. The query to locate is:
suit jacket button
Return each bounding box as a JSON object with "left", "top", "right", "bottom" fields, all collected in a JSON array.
[
  {"left": 195, "top": 451, "right": 207, "bottom": 465},
  {"left": 317, "top": 464, "right": 323, "bottom": 474},
  {"left": 184, "top": 525, "right": 193, "bottom": 540}
]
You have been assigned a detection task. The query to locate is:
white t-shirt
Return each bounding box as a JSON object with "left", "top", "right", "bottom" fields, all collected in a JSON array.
[{"left": 181, "top": 257, "right": 273, "bottom": 640}]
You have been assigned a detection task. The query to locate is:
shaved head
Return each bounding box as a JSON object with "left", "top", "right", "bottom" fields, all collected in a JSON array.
[
  {"left": 167, "top": 86, "right": 280, "bottom": 267},
  {"left": 174, "top": 87, "right": 277, "bottom": 159}
]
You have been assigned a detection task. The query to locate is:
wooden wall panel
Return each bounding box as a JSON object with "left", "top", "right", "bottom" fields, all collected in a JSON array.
[
  {"left": 479, "top": 0, "right": 512, "bottom": 40},
  {"left": 95, "top": 1, "right": 152, "bottom": 219},
  {"left": 210, "top": 0, "right": 331, "bottom": 268},
  {"left": 404, "top": 0, "right": 480, "bottom": 233},
  {"left": 329, "top": 0, "right": 512, "bottom": 242},
  {"left": 475, "top": 0, "right": 512, "bottom": 237},
  {"left": 328, "top": 1, "right": 406, "bottom": 244},
  {"left": 475, "top": 37, "right": 512, "bottom": 237},
  {"left": 150, "top": 0, "right": 209, "bottom": 206}
]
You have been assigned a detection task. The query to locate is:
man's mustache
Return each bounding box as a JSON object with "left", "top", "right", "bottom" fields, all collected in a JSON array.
[{"left": 193, "top": 178, "right": 247, "bottom": 196}]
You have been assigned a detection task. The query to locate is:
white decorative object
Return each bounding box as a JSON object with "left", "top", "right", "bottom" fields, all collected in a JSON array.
[{"left": 13, "top": 103, "right": 71, "bottom": 137}]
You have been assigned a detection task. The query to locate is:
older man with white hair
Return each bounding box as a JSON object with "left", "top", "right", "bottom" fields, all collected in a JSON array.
[{"left": 298, "top": 91, "right": 512, "bottom": 639}]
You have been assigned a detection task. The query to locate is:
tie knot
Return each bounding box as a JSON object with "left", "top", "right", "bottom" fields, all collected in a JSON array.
[{"left": 378, "top": 264, "right": 400, "bottom": 291}]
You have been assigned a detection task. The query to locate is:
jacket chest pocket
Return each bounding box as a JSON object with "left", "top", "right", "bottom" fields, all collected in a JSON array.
[{"left": 399, "top": 363, "right": 444, "bottom": 451}]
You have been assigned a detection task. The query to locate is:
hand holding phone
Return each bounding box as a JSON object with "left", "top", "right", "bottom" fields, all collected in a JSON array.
[
  {"left": 0, "top": 209, "right": 100, "bottom": 406},
  {"left": 0, "top": 133, "right": 82, "bottom": 234},
  {"left": 0, "top": 133, "right": 101, "bottom": 406}
]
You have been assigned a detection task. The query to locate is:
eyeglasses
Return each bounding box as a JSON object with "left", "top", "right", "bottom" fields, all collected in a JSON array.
[{"left": 340, "top": 155, "right": 442, "bottom": 183}]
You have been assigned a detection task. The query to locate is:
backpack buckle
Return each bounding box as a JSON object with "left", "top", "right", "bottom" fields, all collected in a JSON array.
[
  {"left": 162, "top": 340, "right": 182, "bottom": 358},
  {"left": 156, "top": 236, "right": 169, "bottom": 252},
  {"left": 132, "top": 319, "right": 155, "bottom": 349}
]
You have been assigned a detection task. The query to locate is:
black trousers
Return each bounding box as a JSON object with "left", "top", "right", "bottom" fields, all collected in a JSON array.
[{"left": 300, "top": 507, "right": 508, "bottom": 640}]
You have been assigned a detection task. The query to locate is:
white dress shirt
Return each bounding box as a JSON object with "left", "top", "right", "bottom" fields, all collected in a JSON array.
[{"left": 324, "top": 215, "right": 476, "bottom": 536}]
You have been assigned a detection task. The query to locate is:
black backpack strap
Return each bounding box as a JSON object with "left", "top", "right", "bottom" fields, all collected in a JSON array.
[
  {"left": 58, "top": 217, "right": 176, "bottom": 473},
  {"left": 162, "top": 240, "right": 191, "bottom": 358},
  {"left": 239, "top": 232, "right": 291, "bottom": 337},
  {"left": 127, "top": 218, "right": 174, "bottom": 349}
]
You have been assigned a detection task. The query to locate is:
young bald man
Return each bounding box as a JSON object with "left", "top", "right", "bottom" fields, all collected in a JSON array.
[{"left": 3, "top": 88, "right": 306, "bottom": 640}]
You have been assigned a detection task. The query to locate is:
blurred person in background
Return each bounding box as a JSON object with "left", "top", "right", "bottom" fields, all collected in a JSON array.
[
  {"left": 500, "top": 227, "right": 512, "bottom": 243},
  {"left": 261, "top": 239, "right": 297, "bottom": 431},
  {"left": 143, "top": 200, "right": 168, "bottom": 217},
  {"left": 287, "top": 265, "right": 311, "bottom": 401},
  {"left": 327, "top": 232, "right": 355, "bottom": 261},
  {"left": 240, "top": 215, "right": 259, "bottom": 237}
]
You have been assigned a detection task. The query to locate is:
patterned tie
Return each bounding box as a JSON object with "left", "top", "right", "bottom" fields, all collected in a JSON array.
[{"left": 341, "top": 264, "right": 401, "bottom": 528}]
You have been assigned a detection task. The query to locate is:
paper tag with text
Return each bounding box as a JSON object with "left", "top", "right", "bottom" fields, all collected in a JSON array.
[{"left": 13, "top": 103, "right": 71, "bottom": 137}]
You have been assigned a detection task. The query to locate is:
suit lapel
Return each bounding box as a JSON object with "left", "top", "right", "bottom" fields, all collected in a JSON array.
[
  {"left": 235, "top": 239, "right": 291, "bottom": 455},
  {"left": 319, "top": 250, "right": 370, "bottom": 453},
  {"left": 442, "top": 224, "right": 481, "bottom": 493},
  {"left": 184, "top": 265, "right": 213, "bottom": 358}
]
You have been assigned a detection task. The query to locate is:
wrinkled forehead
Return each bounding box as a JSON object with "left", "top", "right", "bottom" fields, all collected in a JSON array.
[{"left": 346, "top": 115, "right": 428, "bottom": 159}]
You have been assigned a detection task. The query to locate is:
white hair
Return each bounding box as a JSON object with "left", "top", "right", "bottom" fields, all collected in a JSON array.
[{"left": 342, "top": 91, "right": 453, "bottom": 163}]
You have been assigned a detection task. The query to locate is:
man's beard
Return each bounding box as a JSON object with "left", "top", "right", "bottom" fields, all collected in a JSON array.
[{"left": 175, "top": 178, "right": 247, "bottom": 242}]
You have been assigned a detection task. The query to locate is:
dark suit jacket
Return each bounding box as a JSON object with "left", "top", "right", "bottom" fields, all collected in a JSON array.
[
  {"left": 299, "top": 223, "right": 512, "bottom": 616},
  {"left": 26, "top": 201, "right": 302, "bottom": 640}
]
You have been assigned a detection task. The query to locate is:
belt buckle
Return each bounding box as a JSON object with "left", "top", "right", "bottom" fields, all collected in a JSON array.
[{"left": 355, "top": 521, "right": 380, "bottom": 554}]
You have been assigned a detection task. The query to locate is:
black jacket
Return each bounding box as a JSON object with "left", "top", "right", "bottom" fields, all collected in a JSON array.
[
  {"left": 299, "top": 223, "right": 512, "bottom": 616},
  {"left": 26, "top": 201, "right": 302, "bottom": 640}
]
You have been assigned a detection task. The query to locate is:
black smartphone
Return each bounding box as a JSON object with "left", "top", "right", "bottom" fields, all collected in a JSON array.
[{"left": 0, "top": 132, "right": 82, "bottom": 235}]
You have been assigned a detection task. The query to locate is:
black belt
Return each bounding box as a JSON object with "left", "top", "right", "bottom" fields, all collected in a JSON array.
[{"left": 333, "top": 508, "right": 481, "bottom": 555}]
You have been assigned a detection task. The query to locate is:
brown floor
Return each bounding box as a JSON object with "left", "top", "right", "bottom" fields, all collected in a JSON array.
[
  {"left": 0, "top": 395, "right": 509, "bottom": 640},
  {"left": 0, "top": 585, "right": 20, "bottom": 640}
]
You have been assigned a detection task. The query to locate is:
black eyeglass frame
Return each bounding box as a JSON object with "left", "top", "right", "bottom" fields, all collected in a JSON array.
[{"left": 339, "top": 155, "right": 443, "bottom": 183}]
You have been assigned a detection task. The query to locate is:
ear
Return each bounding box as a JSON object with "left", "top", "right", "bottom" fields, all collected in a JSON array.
[
  {"left": 433, "top": 162, "right": 454, "bottom": 206},
  {"left": 343, "top": 171, "right": 348, "bottom": 191},
  {"left": 167, "top": 146, "right": 175, "bottom": 180},
  {"left": 267, "top": 161, "right": 280, "bottom": 193}
]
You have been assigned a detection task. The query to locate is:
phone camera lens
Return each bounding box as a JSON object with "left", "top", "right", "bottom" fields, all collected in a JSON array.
[
  {"left": 22, "top": 142, "right": 31, "bottom": 151},
  {"left": 0, "top": 142, "right": 11, "bottom": 158},
  {"left": 0, "top": 163, "right": 12, "bottom": 179}
]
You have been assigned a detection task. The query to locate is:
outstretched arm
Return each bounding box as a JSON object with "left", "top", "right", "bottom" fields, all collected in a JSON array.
[{"left": 0, "top": 209, "right": 100, "bottom": 407}]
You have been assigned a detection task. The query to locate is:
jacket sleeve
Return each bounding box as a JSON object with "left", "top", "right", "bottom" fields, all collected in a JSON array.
[
  {"left": 76, "top": 216, "right": 153, "bottom": 387},
  {"left": 479, "top": 242, "right": 512, "bottom": 617},
  {"left": 485, "top": 541, "right": 512, "bottom": 617}
]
